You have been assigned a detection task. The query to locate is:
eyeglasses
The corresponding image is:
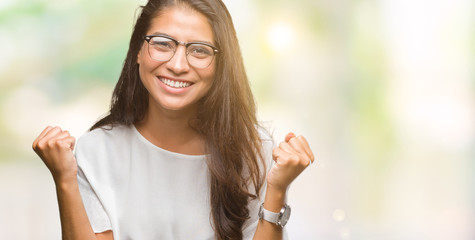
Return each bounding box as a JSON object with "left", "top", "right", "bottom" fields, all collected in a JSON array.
[{"left": 143, "top": 34, "right": 219, "bottom": 69}]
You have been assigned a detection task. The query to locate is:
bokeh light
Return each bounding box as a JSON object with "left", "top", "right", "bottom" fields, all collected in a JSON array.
[{"left": 267, "top": 22, "right": 295, "bottom": 53}]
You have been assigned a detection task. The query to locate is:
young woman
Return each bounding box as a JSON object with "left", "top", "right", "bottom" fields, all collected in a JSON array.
[{"left": 32, "top": 0, "right": 314, "bottom": 239}]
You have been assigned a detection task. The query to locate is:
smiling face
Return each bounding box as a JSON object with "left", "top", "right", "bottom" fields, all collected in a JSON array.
[{"left": 137, "top": 6, "right": 216, "bottom": 114}]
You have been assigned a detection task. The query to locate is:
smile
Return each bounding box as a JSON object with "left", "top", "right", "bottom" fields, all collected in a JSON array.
[{"left": 159, "top": 77, "right": 193, "bottom": 88}]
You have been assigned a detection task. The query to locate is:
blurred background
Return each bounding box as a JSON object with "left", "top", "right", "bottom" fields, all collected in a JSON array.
[{"left": 1, "top": 0, "right": 474, "bottom": 239}]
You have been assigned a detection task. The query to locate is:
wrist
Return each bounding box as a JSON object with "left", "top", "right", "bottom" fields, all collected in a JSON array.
[
  {"left": 51, "top": 168, "right": 77, "bottom": 184},
  {"left": 54, "top": 176, "right": 78, "bottom": 190},
  {"left": 263, "top": 185, "right": 287, "bottom": 212},
  {"left": 260, "top": 186, "right": 292, "bottom": 228}
]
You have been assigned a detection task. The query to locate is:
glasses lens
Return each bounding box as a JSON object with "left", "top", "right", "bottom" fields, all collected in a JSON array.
[
  {"left": 187, "top": 44, "right": 215, "bottom": 68},
  {"left": 148, "top": 36, "right": 176, "bottom": 61}
]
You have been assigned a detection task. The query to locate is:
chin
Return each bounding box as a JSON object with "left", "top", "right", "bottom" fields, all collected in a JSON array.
[{"left": 158, "top": 99, "right": 196, "bottom": 112}]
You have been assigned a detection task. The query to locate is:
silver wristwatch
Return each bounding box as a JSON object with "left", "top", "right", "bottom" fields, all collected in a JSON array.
[{"left": 258, "top": 203, "right": 291, "bottom": 227}]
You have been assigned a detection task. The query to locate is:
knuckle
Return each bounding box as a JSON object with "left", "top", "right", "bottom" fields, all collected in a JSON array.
[
  {"left": 37, "top": 140, "right": 47, "bottom": 149},
  {"left": 280, "top": 156, "right": 291, "bottom": 164},
  {"left": 47, "top": 139, "right": 56, "bottom": 148},
  {"left": 281, "top": 159, "right": 290, "bottom": 166},
  {"left": 298, "top": 155, "right": 309, "bottom": 165},
  {"left": 32, "top": 141, "right": 41, "bottom": 150},
  {"left": 299, "top": 157, "right": 309, "bottom": 166},
  {"left": 54, "top": 139, "right": 64, "bottom": 146},
  {"left": 284, "top": 155, "right": 299, "bottom": 166},
  {"left": 292, "top": 158, "right": 302, "bottom": 166}
]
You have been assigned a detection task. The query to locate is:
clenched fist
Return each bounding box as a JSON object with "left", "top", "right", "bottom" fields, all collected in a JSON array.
[
  {"left": 32, "top": 126, "right": 77, "bottom": 184},
  {"left": 267, "top": 132, "right": 315, "bottom": 192}
]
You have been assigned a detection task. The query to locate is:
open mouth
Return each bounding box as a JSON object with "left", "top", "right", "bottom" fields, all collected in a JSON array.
[{"left": 158, "top": 77, "right": 193, "bottom": 88}]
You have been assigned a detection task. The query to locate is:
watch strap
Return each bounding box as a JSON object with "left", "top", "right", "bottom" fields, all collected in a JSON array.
[
  {"left": 258, "top": 203, "right": 290, "bottom": 227},
  {"left": 261, "top": 204, "right": 281, "bottom": 223}
]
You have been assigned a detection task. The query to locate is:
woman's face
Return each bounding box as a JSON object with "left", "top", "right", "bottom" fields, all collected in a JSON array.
[{"left": 137, "top": 6, "right": 216, "bottom": 113}]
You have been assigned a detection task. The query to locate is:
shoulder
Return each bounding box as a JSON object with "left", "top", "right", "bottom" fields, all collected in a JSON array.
[
  {"left": 76, "top": 125, "right": 132, "bottom": 148},
  {"left": 254, "top": 125, "right": 276, "bottom": 173},
  {"left": 256, "top": 125, "right": 275, "bottom": 152},
  {"left": 75, "top": 124, "right": 134, "bottom": 167},
  {"left": 257, "top": 125, "right": 273, "bottom": 142},
  {"left": 77, "top": 124, "right": 132, "bottom": 146}
]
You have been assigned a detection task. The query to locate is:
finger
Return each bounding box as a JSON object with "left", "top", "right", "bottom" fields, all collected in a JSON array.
[
  {"left": 58, "top": 136, "right": 76, "bottom": 151},
  {"left": 278, "top": 141, "right": 299, "bottom": 155},
  {"left": 59, "top": 131, "right": 75, "bottom": 150},
  {"left": 296, "top": 135, "right": 315, "bottom": 162},
  {"left": 42, "top": 126, "right": 63, "bottom": 141},
  {"left": 272, "top": 147, "right": 292, "bottom": 164},
  {"left": 287, "top": 137, "right": 306, "bottom": 154},
  {"left": 48, "top": 131, "right": 74, "bottom": 150},
  {"left": 37, "top": 127, "right": 64, "bottom": 148},
  {"left": 288, "top": 136, "right": 313, "bottom": 160},
  {"left": 70, "top": 136, "right": 76, "bottom": 151},
  {"left": 55, "top": 130, "right": 71, "bottom": 139},
  {"left": 285, "top": 132, "right": 296, "bottom": 143},
  {"left": 33, "top": 126, "right": 53, "bottom": 148},
  {"left": 281, "top": 139, "right": 314, "bottom": 168},
  {"left": 38, "top": 126, "right": 54, "bottom": 139}
]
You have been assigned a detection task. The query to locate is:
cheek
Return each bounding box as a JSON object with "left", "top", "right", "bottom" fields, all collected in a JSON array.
[
  {"left": 201, "top": 68, "right": 216, "bottom": 91},
  {"left": 203, "top": 63, "right": 217, "bottom": 83},
  {"left": 137, "top": 61, "right": 154, "bottom": 92},
  {"left": 138, "top": 54, "right": 162, "bottom": 78}
]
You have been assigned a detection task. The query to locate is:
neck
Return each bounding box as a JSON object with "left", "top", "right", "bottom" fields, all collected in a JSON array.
[{"left": 135, "top": 100, "right": 205, "bottom": 155}]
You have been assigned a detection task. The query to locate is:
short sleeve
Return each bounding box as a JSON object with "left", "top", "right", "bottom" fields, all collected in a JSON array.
[{"left": 77, "top": 162, "right": 112, "bottom": 233}]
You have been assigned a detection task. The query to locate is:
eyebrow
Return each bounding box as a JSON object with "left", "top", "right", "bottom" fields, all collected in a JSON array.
[{"left": 150, "top": 32, "right": 215, "bottom": 46}]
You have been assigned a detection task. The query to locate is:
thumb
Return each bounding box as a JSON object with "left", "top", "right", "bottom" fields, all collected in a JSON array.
[{"left": 285, "top": 132, "right": 296, "bottom": 143}]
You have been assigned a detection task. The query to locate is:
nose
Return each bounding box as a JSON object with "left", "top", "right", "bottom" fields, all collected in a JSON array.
[{"left": 166, "top": 45, "right": 190, "bottom": 74}]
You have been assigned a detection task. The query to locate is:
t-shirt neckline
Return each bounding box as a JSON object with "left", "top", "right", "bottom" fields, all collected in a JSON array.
[{"left": 131, "top": 124, "right": 208, "bottom": 159}]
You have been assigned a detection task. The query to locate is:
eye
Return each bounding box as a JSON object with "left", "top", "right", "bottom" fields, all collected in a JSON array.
[
  {"left": 188, "top": 44, "right": 213, "bottom": 58},
  {"left": 150, "top": 37, "right": 175, "bottom": 51}
]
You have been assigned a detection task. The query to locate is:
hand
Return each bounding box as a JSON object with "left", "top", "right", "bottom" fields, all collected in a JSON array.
[
  {"left": 267, "top": 132, "right": 315, "bottom": 193},
  {"left": 32, "top": 126, "right": 78, "bottom": 184}
]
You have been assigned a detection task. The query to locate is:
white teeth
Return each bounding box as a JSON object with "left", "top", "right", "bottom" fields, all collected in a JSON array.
[{"left": 160, "top": 77, "right": 191, "bottom": 88}]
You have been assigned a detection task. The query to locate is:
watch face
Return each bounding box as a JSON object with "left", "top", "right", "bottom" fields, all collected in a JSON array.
[{"left": 279, "top": 205, "right": 291, "bottom": 227}]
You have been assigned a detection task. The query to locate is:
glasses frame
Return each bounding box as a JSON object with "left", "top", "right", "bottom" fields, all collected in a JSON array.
[{"left": 143, "top": 34, "right": 219, "bottom": 69}]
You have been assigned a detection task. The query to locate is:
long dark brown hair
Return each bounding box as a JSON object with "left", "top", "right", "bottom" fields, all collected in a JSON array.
[{"left": 91, "top": 0, "right": 265, "bottom": 239}]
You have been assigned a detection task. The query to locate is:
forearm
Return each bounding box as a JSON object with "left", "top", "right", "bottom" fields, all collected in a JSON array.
[
  {"left": 252, "top": 186, "right": 286, "bottom": 240},
  {"left": 55, "top": 180, "right": 97, "bottom": 240}
]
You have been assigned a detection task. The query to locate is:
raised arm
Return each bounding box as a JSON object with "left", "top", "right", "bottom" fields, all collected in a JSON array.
[
  {"left": 253, "top": 132, "right": 314, "bottom": 239},
  {"left": 33, "top": 126, "right": 113, "bottom": 240}
]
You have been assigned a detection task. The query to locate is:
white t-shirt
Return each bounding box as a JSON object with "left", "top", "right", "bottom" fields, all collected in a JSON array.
[{"left": 75, "top": 124, "right": 284, "bottom": 240}]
